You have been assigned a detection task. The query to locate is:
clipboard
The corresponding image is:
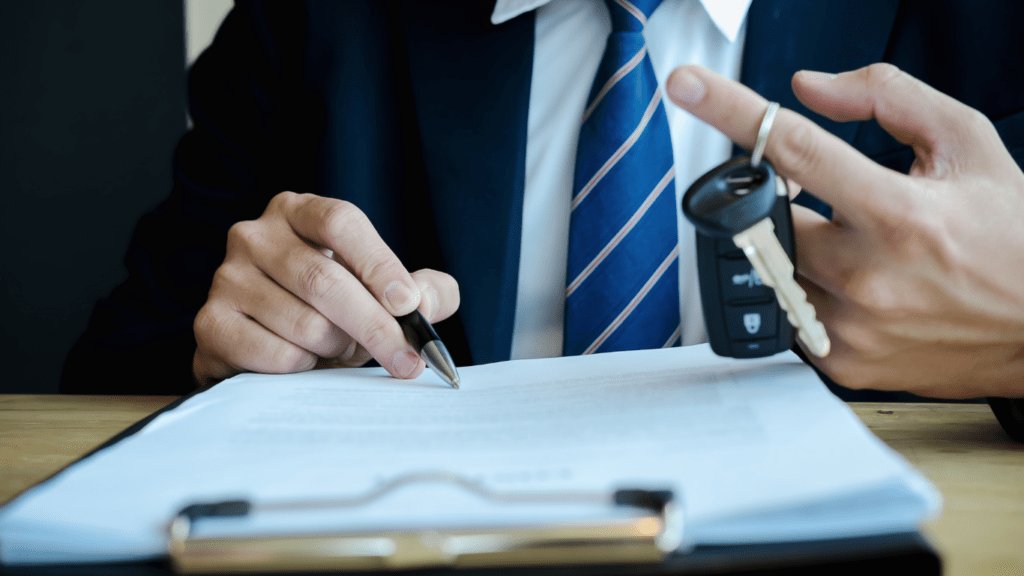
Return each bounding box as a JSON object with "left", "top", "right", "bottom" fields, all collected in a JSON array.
[
  {"left": 164, "top": 472, "right": 940, "bottom": 576},
  {"left": 167, "top": 472, "right": 683, "bottom": 574},
  {"left": 0, "top": 403, "right": 941, "bottom": 576},
  {"left": 0, "top": 349, "right": 945, "bottom": 576}
]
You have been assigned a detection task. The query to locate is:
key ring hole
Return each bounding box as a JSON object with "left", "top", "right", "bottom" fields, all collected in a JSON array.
[{"left": 725, "top": 171, "right": 766, "bottom": 196}]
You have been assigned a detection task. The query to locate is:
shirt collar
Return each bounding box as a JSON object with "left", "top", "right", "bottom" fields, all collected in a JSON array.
[{"left": 492, "top": 0, "right": 751, "bottom": 43}]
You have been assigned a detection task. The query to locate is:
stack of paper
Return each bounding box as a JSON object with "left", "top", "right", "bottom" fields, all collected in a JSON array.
[{"left": 0, "top": 345, "right": 940, "bottom": 565}]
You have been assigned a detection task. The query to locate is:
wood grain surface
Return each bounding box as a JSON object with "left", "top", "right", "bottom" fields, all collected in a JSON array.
[
  {"left": 1, "top": 396, "right": 1022, "bottom": 575},
  {"left": 851, "top": 402, "right": 1024, "bottom": 576},
  {"left": 0, "top": 394, "right": 178, "bottom": 507}
]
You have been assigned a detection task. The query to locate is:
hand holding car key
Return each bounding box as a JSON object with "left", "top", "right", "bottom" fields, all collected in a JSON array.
[{"left": 683, "top": 103, "right": 830, "bottom": 358}]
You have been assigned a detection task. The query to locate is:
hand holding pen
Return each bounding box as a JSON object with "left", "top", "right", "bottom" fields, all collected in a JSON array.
[{"left": 192, "top": 192, "right": 461, "bottom": 387}]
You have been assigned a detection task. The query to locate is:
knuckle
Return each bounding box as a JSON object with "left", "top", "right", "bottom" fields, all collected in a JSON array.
[
  {"left": 294, "top": 309, "right": 334, "bottom": 345},
  {"left": 211, "top": 260, "right": 244, "bottom": 290},
  {"left": 320, "top": 200, "right": 366, "bottom": 239},
  {"left": 226, "top": 220, "right": 260, "bottom": 252},
  {"left": 207, "top": 261, "right": 253, "bottom": 304},
  {"left": 268, "top": 190, "right": 298, "bottom": 212},
  {"left": 864, "top": 62, "right": 902, "bottom": 90},
  {"left": 356, "top": 315, "right": 401, "bottom": 354},
  {"left": 360, "top": 250, "right": 404, "bottom": 286},
  {"left": 193, "top": 306, "right": 215, "bottom": 340},
  {"left": 301, "top": 259, "right": 347, "bottom": 302},
  {"left": 269, "top": 343, "right": 315, "bottom": 374},
  {"left": 346, "top": 347, "right": 374, "bottom": 368},
  {"left": 207, "top": 266, "right": 229, "bottom": 295},
  {"left": 193, "top": 303, "right": 229, "bottom": 343},
  {"left": 775, "top": 119, "right": 823, "bottom": 175}
]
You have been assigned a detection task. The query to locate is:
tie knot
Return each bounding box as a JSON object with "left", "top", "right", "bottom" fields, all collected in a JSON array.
[{"left": 604, "top": 0, "right": 664, "bottom": 32}]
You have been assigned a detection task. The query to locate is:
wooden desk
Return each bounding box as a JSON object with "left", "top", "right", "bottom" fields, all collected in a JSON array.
[{"left": 1, "top": 396, "right": 1022, "bottom": 575}]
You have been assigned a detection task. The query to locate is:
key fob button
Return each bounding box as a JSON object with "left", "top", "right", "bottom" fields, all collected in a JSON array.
[
  {"left": 725, "top": 303, "right": 778, "bottom": 340},
  {"left": 719, "top": 257, "right": 775, "bottom": 302},
  {"left": 729, "top": 338, "right": 778, "bottom": 358}
]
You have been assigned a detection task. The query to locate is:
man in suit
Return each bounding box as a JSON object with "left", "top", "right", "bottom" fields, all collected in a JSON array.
[{"left": 62, "top": 1, "right": 1024, "bottom": 434}]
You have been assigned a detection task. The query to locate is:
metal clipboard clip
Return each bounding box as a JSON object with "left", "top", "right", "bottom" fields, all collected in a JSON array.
[{"left": 168, "top": 471, "right": 685, "bottom": 573}]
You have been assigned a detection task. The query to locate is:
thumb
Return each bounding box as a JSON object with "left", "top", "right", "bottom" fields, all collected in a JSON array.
[{"left": 791, "top": 64, "right": 994, "bottom": 171}]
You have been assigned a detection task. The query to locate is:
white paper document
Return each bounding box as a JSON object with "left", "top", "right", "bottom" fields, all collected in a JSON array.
[{"left": 0, "top": 345, "right": 940, "bottom": 565}]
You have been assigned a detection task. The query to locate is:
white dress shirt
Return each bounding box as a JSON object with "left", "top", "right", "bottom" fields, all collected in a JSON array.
[{"left": 492, "top": 0, "right": 752, "bottom": 359}]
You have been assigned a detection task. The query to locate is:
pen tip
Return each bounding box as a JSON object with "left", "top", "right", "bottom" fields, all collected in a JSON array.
[{"left": 422, "top": 340, "right": 460, "bottom": 390}]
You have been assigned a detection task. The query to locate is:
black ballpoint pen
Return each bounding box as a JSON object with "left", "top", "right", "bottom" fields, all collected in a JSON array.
[{"left": 396, "top": 310, "right": 460, "bottom": 388}]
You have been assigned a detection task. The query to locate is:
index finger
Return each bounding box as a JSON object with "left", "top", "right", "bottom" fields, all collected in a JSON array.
[
  {"left": 666, "top": 65, "right": 907, "bottom": 223},
  {"left": 283, "top": 193, "right": 422, "bottom": 316}
]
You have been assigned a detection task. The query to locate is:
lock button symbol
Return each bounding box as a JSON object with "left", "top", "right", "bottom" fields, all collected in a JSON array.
[{"left": 726, "top": 304, "right": 777, "bottom": 340}]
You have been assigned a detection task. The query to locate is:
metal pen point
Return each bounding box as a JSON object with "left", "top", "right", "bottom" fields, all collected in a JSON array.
[
  {"left": 397, "top": 310, "right": 460, "bottom": 389},
  {"left": 422, "top": 340, "right": 460, "bottom": 389}
]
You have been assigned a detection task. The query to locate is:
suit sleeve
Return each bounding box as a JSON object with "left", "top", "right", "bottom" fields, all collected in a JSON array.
[
  {"left": 988, "top": 398, "right": 1024, "bottom": 443},
  {"left": 61, "top": 1, "right": 321, "bottom": 394},
  {"left": 986, "top": 111, "right": 1024, "bottom": 441}
]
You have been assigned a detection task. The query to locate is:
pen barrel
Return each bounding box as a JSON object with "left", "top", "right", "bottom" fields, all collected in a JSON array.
[{"left": 397, "top": 311, "right": 439, "bottom": 352}]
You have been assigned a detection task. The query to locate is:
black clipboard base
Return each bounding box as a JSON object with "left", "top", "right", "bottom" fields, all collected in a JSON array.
[{"left": 0, "top": 533, "right": 939, "bottom": 576}]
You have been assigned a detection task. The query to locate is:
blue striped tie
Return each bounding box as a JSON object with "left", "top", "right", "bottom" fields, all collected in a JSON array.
[{"left": 563, "top": 0, "right": 680, "bottom": 356}]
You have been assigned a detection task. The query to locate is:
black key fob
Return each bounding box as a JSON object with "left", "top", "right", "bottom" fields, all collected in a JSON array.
[{"left": 683, "top": 157, "right": 796, "bottom": 358}]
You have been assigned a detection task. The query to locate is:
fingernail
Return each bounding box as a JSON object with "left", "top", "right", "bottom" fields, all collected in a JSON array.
[
  {"left": 391, "top": 350, "right": 420, "bottom": 379},
  {"left": 384, "top": 281, "right": 417, "bottom": 313},
  {"left": 669, "top": 70, "right": 705, "bottom": 105},
  {"left": 800, "top": 70, "right": 838, "bottom": 83},
  {"left": 421, "top": 286, "right": 439, "bottom": 321}
]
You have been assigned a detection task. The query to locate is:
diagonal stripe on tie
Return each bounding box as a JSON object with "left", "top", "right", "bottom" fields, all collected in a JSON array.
[
  {"left": 582, "top": 245, "right": 679, "bottom": 354},
  {"left": 572, "top": 88, "right": 664, "bottom": 211},
  {"left": 563, "top": 0, "right": 679, "bottom": 356},
  {"left": 581, "top": 46, "right": 648, "bottom": 123},
  {"left": 567, "top": 166, "right": 675, "bottom": 297}
]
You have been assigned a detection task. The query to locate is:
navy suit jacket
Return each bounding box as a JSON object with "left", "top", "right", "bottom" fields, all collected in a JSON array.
[{"left": 63, "top": 1, "right": 1024, "bottom": 408}]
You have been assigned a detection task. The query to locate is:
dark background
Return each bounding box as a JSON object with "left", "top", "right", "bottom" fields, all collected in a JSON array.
[{"left": 0, "top": 1, "right": 186, "bottom": 393}]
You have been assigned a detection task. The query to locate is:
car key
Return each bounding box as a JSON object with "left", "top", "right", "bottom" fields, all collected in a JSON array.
[{"left": 682, "top": 155, "right": 830, "bottom": 358}]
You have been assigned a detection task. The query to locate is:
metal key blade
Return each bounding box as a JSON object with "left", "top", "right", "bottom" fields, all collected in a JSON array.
[{"left": 733, "top": 219, "right": 830, "bottom": 357}]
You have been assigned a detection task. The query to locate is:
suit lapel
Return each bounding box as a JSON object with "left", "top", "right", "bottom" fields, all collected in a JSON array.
[
  {"left": 742, "top": 0, "right": 901, "bottom": 144},
  {"left": 399, "top": 1, "right": 533, "bottom": 365}
]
